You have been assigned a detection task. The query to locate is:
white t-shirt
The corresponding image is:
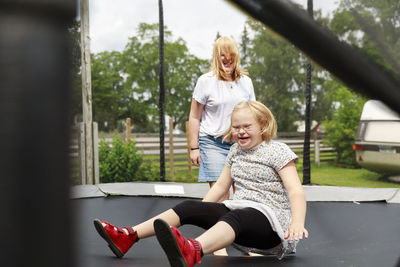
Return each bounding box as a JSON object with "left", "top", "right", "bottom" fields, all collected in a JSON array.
[{"left": 192, "top": 72, "right": 256, "bottom": 137}]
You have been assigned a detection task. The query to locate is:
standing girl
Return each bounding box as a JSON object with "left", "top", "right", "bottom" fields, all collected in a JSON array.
[
  {"left": 93, "top": 100, "right": 308, "bottom": 267},
  {"left": 188, "top": 36, "right": 255, "bottom": 203}
]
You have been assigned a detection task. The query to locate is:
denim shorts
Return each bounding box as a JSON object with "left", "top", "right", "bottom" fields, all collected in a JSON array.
[{"left": 198, "top": 135, "right": 232, "bottom": 182}]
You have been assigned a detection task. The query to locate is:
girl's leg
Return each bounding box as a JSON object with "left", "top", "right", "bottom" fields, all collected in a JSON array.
[
  {"left": 123, "top": 199, "right": 229, "bottom": 239},
  {"left": 154, "top": 219, "right": 235, "bottom": 267},
  {"left": 175, "top": 199, "right": 231, "bottom": 256},
  {"left": 196, "top": 221, "right": 236, "bottom": 254},
  {"left": 100, "top": 208, "right": 180, "bottom": 239},
  {"left": 208, "top": 181, "right": 229, "bottom": 256},
  {"left": 197, "top": 207, "right": 281, "bottom": 255},
  {"left": 221, "top": 207, "right": 281, "bottom": 249},
  {"left": 94, "top": 201, "right": 204, "bottom": 258},
  {"left": 131, "top": 209, "right": 180, "bottom": 239},
  {"left": 173, "top": 200, "right": 230, "bottom": 228},
  {"left": 154, "top": 205, "right": 280, "bottom": 264},
  {"left": 175, "top": 199, "right": 232, "bottom": 255},
  {"left": 95, "top": 199, "right": 230, "bottom": 260},
  {"left": 153, "top": 201, "right": 232, "bottom": 265}
]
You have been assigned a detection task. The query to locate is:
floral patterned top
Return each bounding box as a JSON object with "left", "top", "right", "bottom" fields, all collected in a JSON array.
[{"left": 223, "top": 140, "right": 298, "bottom": 258}]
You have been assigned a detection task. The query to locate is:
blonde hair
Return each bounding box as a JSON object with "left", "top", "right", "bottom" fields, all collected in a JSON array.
[
  {"left": 222, "top": 101, "right": 277, "bottom": 143},
  {"left": 211, "top": 36, "right": 247, "bottom": 82}
]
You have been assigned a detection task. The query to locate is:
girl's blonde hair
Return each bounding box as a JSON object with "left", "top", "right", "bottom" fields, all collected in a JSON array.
[
  {"left": 211, "top": 36, "right": 247, "bottom": 82},
  {"left": 223, "top": 101, "right": 277, "bottom": 143}
]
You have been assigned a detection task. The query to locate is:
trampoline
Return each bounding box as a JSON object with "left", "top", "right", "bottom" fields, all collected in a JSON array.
[{"left": 71, "top": 183, "right": 400, "bottom": 267}]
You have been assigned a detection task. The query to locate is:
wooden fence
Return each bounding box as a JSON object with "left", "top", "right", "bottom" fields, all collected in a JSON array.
[{"left": 69, "top": 129, "right": 336, "bottom": 183}]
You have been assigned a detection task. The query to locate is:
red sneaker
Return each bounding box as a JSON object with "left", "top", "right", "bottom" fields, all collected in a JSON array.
[
  {"left": 93, "top": 219, "right": 138, "bottom": 258},
  {"left": 154, "top": 219, "right": 202, "bottom": 267}
]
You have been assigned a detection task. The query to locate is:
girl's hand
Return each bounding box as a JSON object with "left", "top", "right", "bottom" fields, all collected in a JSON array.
[
  {"left": 284, "top": 223, "right": 309, "bottom": 242},
  {"left": 190, "top": 149, "right": 201, "bottom": 166}
]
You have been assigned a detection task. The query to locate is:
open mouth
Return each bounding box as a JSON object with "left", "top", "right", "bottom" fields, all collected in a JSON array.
[
  {"left": 224, "top": 62, "right": 232, "bottom": 68},
  {"left": 238, "top": 136, "right": 250, "bottom": 143}
]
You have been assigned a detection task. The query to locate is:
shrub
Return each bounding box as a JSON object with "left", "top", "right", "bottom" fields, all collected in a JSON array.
[
  {"left": 323, "top": 85, "right": 366, "bottom": 168},
  {"left": 142, "top": 161, "right": 161, "bottom": 181},
  {"left": 99, "top": 135, "right": 147, "bottom": 183}
]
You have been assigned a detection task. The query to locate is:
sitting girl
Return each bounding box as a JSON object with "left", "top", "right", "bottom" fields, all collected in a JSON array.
[{"left": 94, "top": 100, "right": 308, "bottom": 267}]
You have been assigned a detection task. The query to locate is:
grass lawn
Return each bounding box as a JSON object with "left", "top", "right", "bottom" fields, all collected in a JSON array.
[
  {"left": 154, "top": 157, "right": 400, "bottom": 188},
  {"left": 300, "top": 162, "right": 400, "bottom": 188},
  {"left": 74, "top": 153, "right": 399, "bottom": 188}
]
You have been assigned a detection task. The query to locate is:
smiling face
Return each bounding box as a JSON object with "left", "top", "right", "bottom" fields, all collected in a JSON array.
[
  {"left": 219, "top": 52, "right": 235, "bottom": 74},
  {"left": 231, "top": 107, "right": 264, "bottom": 149},
  {"left": 212, "top": 36, "right": 240, "bottom": 81}
]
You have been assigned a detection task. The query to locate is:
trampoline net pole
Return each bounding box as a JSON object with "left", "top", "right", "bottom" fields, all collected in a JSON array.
[{"left": 158, "top": 0, "right": 166, "bottom": 182}]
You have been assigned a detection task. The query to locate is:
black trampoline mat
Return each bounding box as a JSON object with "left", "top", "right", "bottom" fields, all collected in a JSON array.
[{"left": 71, "top": 196, "right": 400, "bottom": 267}]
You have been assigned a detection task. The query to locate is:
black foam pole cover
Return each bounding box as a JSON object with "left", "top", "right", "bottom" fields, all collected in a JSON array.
[{"left": 0, "top": 1, "right": 76, "bottom": 266}]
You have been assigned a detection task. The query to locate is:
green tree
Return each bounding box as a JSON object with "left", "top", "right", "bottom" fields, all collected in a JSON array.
[
  {"left": 330, "top": 0, "right": 400, "bottom": 81},
  {"left": 215, "top": 32, "right": 221, "bottom": 41},
  {"left": 323, "top": 80, "right": 366, "bottom": 167},
  {"left": 246, "top": 19, "right": 303, "bottom": 131},
  {"left": 244, "top": 10, "right": 340, "bottom": 132},
  {"left": 91, "top": 51, "right": 125, "bottom": 131},
  {"left": 122, "top": 23, "right": 208, "bottom": 132},
  {"left": 240, "top": 25, "right": 250, "bottom": 68}
]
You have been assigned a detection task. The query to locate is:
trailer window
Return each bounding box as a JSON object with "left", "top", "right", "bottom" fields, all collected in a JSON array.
[{"left": 364, "top": 121, "right": 400, "bottom": 143}]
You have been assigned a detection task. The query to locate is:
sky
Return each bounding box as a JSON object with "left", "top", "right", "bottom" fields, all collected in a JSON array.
[{"left": 86, "top": 0, "right": 339, "bottom": 60}]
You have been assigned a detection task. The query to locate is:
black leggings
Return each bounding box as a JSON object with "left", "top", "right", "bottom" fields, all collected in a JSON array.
[{"left": 172, "top": 200, "right": 281, "bottom": 250}]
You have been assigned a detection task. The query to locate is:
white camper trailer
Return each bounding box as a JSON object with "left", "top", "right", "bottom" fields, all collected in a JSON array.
[{"left": 353, "top": 100, "right": 400, "bottom": 174}]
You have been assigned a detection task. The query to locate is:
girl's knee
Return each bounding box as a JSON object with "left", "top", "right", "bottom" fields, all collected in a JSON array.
[
  {"left": 175, "top": 200, "right": 199, "bottom": 210},
  {"left": 173, "top": 200, "right": 201, "bottom": 217}
]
